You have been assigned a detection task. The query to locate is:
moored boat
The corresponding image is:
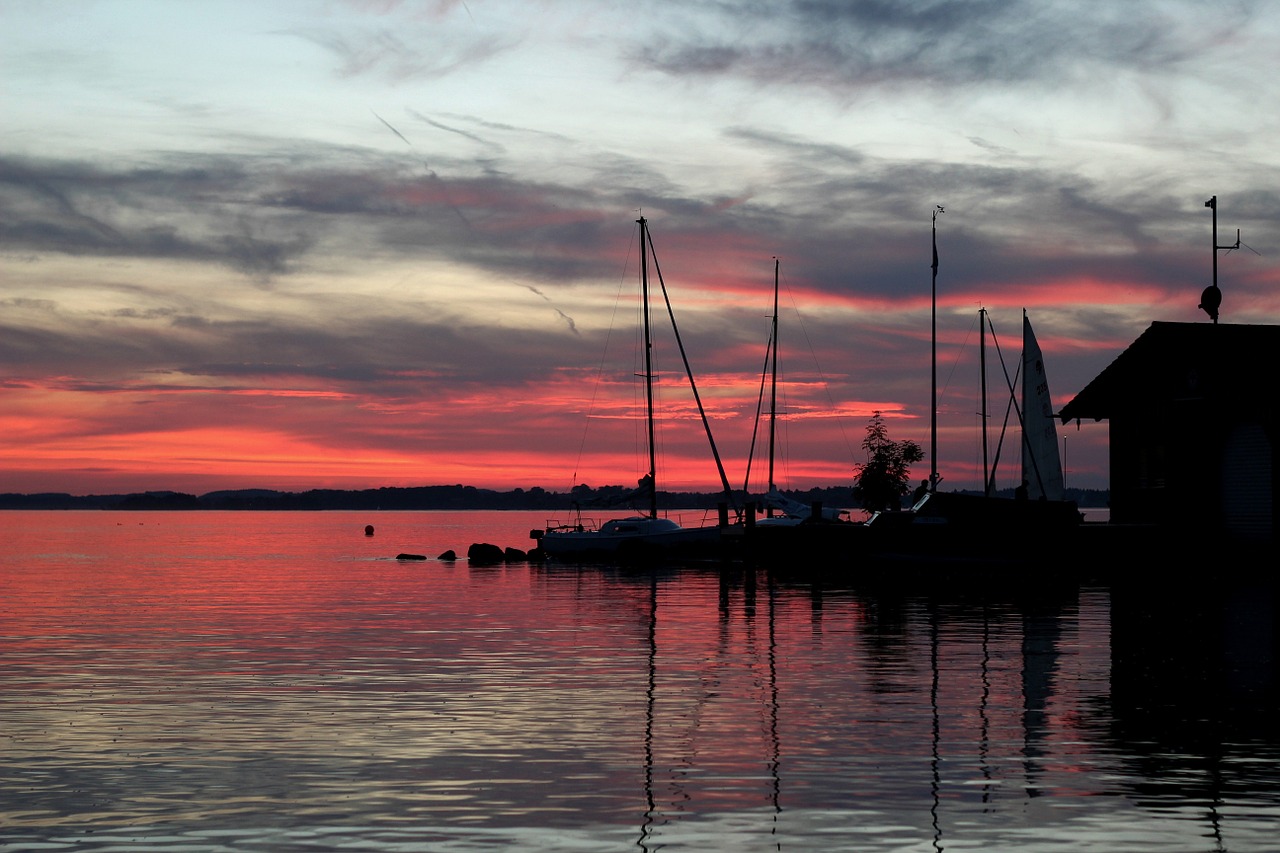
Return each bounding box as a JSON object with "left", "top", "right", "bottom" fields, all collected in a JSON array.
[
  {"left": 532, "top": 514, "right": 723, "bottom": 559},
  {"left": 741, "top": 259, "right": 851, "bottom": 528},
  {"left": 745, "top": 309, "right": 1080, "bottom": 574},
  {"left": 531, "top": 217, "right": 735, "bottom": 561},
  {"left": 852, "top": 310, "right": 1081, "bottom": 563}
]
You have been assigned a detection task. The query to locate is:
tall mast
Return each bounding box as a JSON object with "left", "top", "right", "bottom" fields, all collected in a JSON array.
[
  {"left": 638, "top": 216, "right": 658, "bottom": 519},
  {"left": 768, "top": 257, "right": 779, "bottom": 497},
  {"left": 930, "top": 205, "right": 944, "bottom": 491},
  {"left": 980, "top": 307, "right": 990, "bottom": 496}
]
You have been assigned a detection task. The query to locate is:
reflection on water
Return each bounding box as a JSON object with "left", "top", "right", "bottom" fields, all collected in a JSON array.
[{"left": 2, "top": 511, "right": 1277, "bottom": 851}]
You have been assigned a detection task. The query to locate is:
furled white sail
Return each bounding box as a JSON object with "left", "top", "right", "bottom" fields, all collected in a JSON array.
[{"left": 1021, "top": 313, "right": 1065, "bottom": 500}]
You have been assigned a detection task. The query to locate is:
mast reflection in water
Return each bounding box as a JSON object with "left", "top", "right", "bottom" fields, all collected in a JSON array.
[{"left": 2, "top": 510, "right": 1277, "bottom": 852}]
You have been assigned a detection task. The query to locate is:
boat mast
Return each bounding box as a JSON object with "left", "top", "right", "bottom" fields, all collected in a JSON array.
[
  {"left": 930, "top": 205, "right": 944, "bottom": 491},
  {"left": 638, "top": 216, "right": 658, "bottom": 520},
  {"left": 980, "top": 307, "right": 990, "bottom": 496},
  {"left": 767, "top": 257, "right": 780, "bottom": 500}
]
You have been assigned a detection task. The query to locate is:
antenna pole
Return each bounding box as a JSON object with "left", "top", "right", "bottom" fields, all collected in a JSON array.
[
  {"left": 1202, "top": 195, "right": 1240, "bottom": 324},
  {"left": 1209, "top": 195, "right": 1218, "bottom": 298}
]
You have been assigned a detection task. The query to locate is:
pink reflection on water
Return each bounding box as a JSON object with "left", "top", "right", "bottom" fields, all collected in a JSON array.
[{"left": 2, "top": 511, "right": 1274, "bottom": 852}]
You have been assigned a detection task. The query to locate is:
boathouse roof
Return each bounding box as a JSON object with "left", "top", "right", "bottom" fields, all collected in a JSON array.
[{"left": 1059, "top": 321, "right": 1280, "bottom": 423}]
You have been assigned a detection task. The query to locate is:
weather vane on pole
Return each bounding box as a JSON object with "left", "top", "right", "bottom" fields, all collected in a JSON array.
[{"left": 1201, "top": 195, "right": 1239, "bottom": 324}]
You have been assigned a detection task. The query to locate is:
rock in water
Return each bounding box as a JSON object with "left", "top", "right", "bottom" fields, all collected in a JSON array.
[{"left": 467, "top": 542, "right": 505, "bottom": 565}]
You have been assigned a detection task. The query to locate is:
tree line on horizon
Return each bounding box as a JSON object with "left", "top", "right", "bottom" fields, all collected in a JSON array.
[{"left": 0, "top": 482, "right": 1108, "bottom": 511}]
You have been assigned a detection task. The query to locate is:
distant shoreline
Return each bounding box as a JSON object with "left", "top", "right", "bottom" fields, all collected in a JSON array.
[{"left": 0, "top": 485, "right": 1109, "bottom": 512}]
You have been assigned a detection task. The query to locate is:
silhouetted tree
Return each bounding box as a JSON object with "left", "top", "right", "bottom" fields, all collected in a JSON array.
[{"left": 852, "top": 411, "right": 923, "bottom": 513}]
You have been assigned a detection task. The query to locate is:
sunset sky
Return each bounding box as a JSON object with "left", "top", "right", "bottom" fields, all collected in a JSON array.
[{"left": 4, "top": 0, "right": 1279, "bottom": 497}]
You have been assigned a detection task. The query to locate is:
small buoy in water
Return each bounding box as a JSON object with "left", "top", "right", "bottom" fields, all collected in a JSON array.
[{"left": 364, "top": 525, "right": 375, "bottom": 537}]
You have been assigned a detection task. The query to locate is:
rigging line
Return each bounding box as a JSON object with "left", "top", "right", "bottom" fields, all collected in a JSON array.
[
  {"left": 985, "top": 312, "right": 1017, "bottom": 492},
  {"left": 774, "top": 372, "right": 793, "bottom": 489},
  {"left": 634, "top": 238, "right": 649, "bottom": 492},
  {"left": 769, "top": 351, "right": 794, "bottom": 489},
  {"left": 568, "top": 224, "right": 637, "bottom": 490},
  {"left": 984, "top": 311, "right": 1020, "bottom": 492},
  {"left": 644, "top": 227, "right": 739, "bottom": 512},
  {"left": 988, "top": 364, "right": 1020, "bottom": 494},
  {"left": 767, "top": 258, "right": 780, "bottom": 494},
  {"left": 744, "top": 282, "right": 782, "bottom": 495},
  {"left": 986, "top": 315, "right": 1047, "bottom": 493},
  {"left": 965, "top": 310, "right": 991, "bottom": 485},
  {"left": 747, "top": 264, "right": 782, "bottom": 495},
  {"left": 742, "top": 329, "right": 774, "bottom": 495},
  {"left": 939, "top": 309, "right": 980, "bottom": 420},
  {"left": 779, "top": 269, "right": 858, "bottom": 463}
]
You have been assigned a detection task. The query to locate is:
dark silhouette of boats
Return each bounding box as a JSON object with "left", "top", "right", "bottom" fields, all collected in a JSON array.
[
  {"left": 531, "top": 217, "right": 735, "bottom": 561},
  {"left": 853, "top": 310, "right": 1081, "bottom": 564},
  {"left": 743, "top": 276, "right": 1081, "bottom": 575}
]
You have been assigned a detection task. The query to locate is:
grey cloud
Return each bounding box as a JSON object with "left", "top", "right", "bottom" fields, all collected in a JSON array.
[
  {"left": 0, "top": 156, "right": 315, "bottom": 282},
  {"left": 1, "top": 297, "right": 59, "bottom": 312},
  {"left": 726, "top": 127, "right": 866, "bottom": 168},
  {"left": 220, "top": 220, "right": 314, "bottom": 285},
  {"left": 635, "top": 0, "right": 1258, "bottom": 91},
  {"left": 289, "top": 25, "right": 516, "bottom": 81},
  {"left": 1056, "top": 187, "right": 1159, "bottom": 252},
  {"left": 967, "top": 136, "right": 1016, "bottom": 157},
  {"left": 110, "top": 307, "right": 180, "bottom": 321},
  {"left": 303, "top": 130, "right": 1254, "bottom": 303},
  {"left": 1, "top": 288, "right": 602, "bottom": 397}
]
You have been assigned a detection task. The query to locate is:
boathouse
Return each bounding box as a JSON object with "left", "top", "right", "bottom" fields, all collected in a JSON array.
[{"left": 1059, "top": 321, "right": 1278, "bottom": 545}]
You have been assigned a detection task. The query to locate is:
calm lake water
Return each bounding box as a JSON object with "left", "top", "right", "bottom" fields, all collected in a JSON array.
[{"left": 2, "top": 510, "right": 1277, "bottom": 852}]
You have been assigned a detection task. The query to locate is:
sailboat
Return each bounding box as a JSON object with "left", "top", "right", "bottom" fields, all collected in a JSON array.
[
  {"left": 863, "top": 309, "right": 1081, "bottom": 559},
  {"left": 741, "top": 221, "right": 1078, "bottom": 572},
  {"left": 858, "top": 205, "right": 1078, "bottom": 557},
  {"left": 530, "top": 217, "right": 732, "bottom": 560},
  {"left": 744, "top": 259, "right": 846, "bottom": 526}
]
